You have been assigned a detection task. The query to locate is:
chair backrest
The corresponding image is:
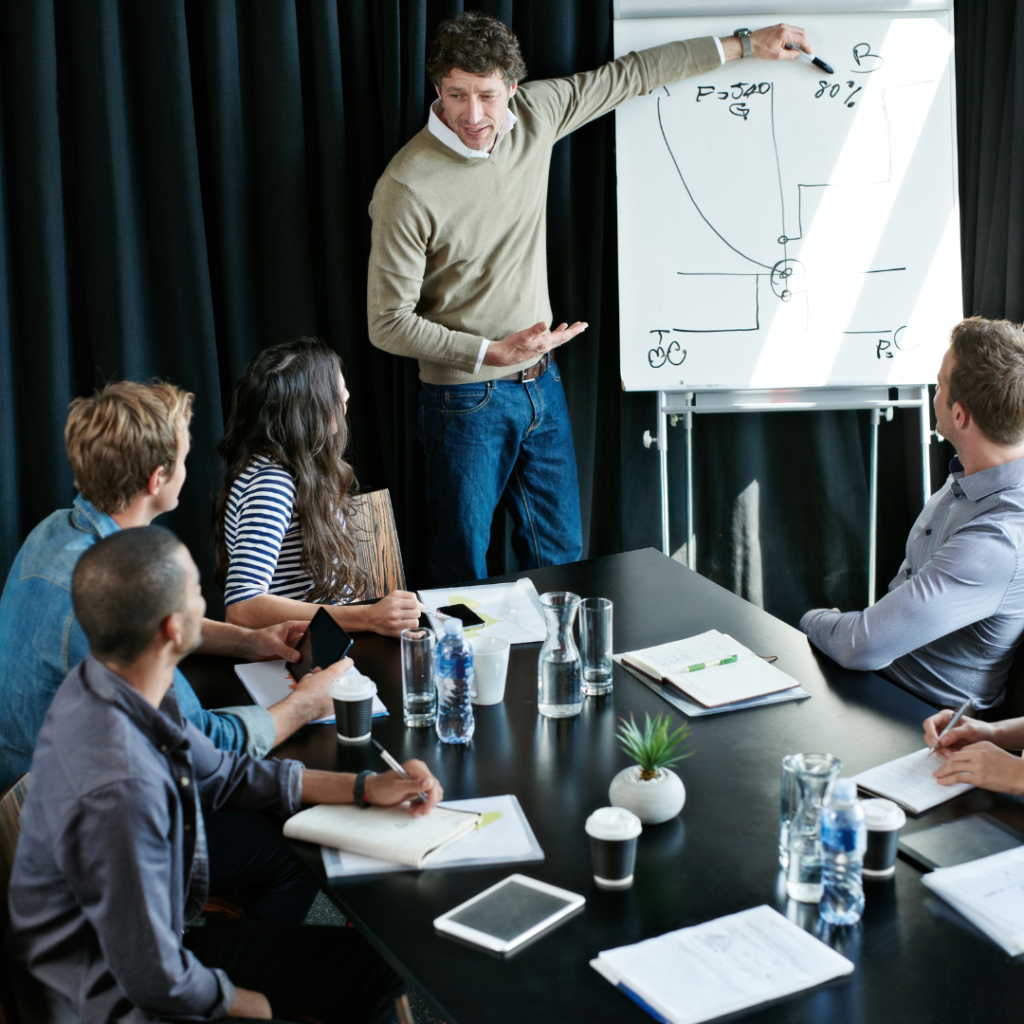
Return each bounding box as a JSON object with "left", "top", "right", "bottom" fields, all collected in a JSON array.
[
  {"left": 0, "top": 775, "right": 29, "bottom": 1024},
  {"left": 349, "top": 489, "right": 408, "bottom": 601}
]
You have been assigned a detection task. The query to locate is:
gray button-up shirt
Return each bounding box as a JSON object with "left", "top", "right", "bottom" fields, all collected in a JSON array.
[
  {"left": 801, "top": 455, "right": 1024, "bottom": 709},
  {"left": 9, "top": 655, "right": 303, "bottom": 1022}
]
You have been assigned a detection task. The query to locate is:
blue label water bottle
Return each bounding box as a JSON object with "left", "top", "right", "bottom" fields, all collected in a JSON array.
[
  {"left": 820, "top": 778, "right": 867, "bottom": 925},
  {"left": 435, "top": 618, "right": 475, "bottom": 744}
]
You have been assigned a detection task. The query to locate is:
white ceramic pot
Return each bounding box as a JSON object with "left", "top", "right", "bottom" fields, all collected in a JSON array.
[{"left": 609, "top": 765, "right": 686, "bottom": 825}]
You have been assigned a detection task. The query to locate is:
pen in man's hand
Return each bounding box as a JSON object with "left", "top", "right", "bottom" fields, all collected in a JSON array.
[
  {"left": 928, "top": 699, "right": 972, "bottom": 754},
  {"left": 371, "top": 738, "right": 428, "bottom": 803}
]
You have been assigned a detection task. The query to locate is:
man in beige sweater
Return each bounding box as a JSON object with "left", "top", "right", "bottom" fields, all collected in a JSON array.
[{"left": 368, "top": 12, "right": 810, "bottom": 585}]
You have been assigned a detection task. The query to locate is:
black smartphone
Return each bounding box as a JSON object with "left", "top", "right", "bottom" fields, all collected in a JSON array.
[
  {"left": 436, "top": 604, "right": 486, "bottom": 627},
  {"left": 289, "top": 608, "right": 354, "bottom": 681}
]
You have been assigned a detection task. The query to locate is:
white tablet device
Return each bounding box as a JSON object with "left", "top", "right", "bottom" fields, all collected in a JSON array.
[{"left": 433, "top": 873, "right": 585, "bottom": 955}]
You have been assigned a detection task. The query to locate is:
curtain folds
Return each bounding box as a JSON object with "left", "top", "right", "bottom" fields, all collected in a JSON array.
[{"left": 0, "top": 0, "right": 1016, "bottom": 623}]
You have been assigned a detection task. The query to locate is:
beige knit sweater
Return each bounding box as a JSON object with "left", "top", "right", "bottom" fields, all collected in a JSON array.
[{"left": 367, "top": 38, "right": 722, "bottom": 385}]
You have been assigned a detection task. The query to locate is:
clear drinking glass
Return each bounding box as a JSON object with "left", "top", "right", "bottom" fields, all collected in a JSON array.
[
  {"left": 580, "top": 597, "right": 613, "bottom": 696},
  {"left": 779, "top": 753, "right": 801, "bottom": 869},
  {"left": 785, "top": 753, "right": 843, "bottom": 903},
  {"left": 401, "top": 628, "right": 436, "bottom": 727},
  {"left": 537, "top": 592, "right": 583, "bottom": 718}
]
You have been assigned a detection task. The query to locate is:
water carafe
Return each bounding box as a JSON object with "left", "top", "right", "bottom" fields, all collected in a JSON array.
[{"left": 537, "top": 592, "right": 582, "bottom": 718}]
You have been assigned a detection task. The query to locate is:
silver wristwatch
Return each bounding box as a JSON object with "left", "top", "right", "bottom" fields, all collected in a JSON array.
[{"left": 734, "top": 28, "right": 752, "bottom": 58}]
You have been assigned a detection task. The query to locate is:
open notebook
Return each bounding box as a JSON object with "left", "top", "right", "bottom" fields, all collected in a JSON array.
[{"left": 851, "top": 748, "right": 973, "bottom": 814}]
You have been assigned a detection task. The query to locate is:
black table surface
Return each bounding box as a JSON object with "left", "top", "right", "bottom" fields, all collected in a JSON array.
[{"left": 182, "top": 548, "right": 1024, "bottom": 1024}]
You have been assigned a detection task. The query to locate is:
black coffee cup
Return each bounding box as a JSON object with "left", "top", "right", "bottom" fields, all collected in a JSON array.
[
  {"left": 330, "top": 672, "right": 377, "bottom": 744},
  {"left": 585, "top": 807, "right": 643, "bottom": 890},
  {"left": 862, "top": 798, "right": 906, "bottom": 878}
]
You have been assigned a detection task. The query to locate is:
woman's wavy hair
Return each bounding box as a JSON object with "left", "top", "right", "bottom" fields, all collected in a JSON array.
[{"left": 213, "top": 338, "right": 366, "bottom": 603}]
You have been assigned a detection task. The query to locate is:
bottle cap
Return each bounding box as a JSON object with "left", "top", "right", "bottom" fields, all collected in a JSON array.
[
  {"left": 329, "top": 670, "right": 377, "bottom": 702},
  {"left": 585, "top": 806, "right": 643, "bottom": 841},
  {"left": 444, "top": 617, "right": 464, "bottom": 636},
  {"left": 832, "top": 778, "right": 857, "bottom": 802},
  {"left": 861, "top": 797, "right": 906, "bottom": 831}
]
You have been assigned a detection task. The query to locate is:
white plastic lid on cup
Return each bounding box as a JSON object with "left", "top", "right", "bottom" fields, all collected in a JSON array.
[
  {"left": 585, "top": 806, "right": 643, "bottom": 841},
  {"left": 329, "top": 670, "right": 377, "bottom": 702},
  {"left": 862, "top": 797, "right": 907, "bottom": 832}
]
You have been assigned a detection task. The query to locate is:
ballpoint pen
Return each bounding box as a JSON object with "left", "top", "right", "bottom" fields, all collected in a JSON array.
[
  {"left": 372, "top": 738, "right": 428, "bottom": 803},
  {"left": 928, "top": 699, "right": 972, "bottom": 754}
]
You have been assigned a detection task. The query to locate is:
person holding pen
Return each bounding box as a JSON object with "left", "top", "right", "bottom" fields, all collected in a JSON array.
[{"left": 924, "top": 708, "right": 1024, "bottom": 795}]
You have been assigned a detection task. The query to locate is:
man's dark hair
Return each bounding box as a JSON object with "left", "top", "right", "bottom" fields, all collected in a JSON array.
[
  {"left": 426, "top": 11, "right": 527, "bottom": 88},
  {"left": 948, "top": 317, "right": 1024, "bottom": 446},
  {"left": 72, "top": 527, "right": 189, "bottom": 664}
]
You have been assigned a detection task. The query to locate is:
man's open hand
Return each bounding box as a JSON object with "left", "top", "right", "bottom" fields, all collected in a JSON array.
[{"left": 484, "top": 320, "right": 588, "bottom": 368}]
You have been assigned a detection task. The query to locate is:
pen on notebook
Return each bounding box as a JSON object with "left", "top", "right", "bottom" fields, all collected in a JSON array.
[
  {"left": 679, "top": 654, "right": 738, "bottom": 673},
  {"left": 928, "top": 699, "right": 972, "bottom": 754},
  {"left": 371, "top": 738, "right": 428, "bottom": 803},
  {"left": 784, "top": 42, "right": 834, "bottom": 75}
]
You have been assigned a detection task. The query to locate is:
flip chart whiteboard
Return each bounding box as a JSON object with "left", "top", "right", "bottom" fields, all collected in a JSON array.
[{"left": 614, "top": 10, "right": 961, "bottom": 391}]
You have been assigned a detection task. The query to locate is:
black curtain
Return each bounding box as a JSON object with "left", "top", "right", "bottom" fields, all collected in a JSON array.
[{"left": 0, "top": 0, "right": 1019, "bottom": 626}]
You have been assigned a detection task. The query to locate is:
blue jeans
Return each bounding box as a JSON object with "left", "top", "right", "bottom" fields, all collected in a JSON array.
[{"left": 417, "top": 361, "right": 583, "bottom": 585}]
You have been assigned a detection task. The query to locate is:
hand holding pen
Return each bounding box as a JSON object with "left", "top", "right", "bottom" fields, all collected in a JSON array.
[
  {"left": 924, "top": 700, "right": 981, "bottom": 755},
  {"left": 370, "top": 740, "right": 443, "bottom": 815}
]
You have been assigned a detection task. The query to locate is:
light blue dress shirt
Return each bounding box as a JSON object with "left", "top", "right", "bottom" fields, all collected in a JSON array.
[{"left": 801, "top": 455, "right": 1024, "bottom": 710}]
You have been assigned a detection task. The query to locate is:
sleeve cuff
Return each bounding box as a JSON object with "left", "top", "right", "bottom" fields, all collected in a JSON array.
[
  {"left": 211, "top": 967, "right": 237, "bottom": 1018},
  {"left": 219, "top": 705, "right": 277, "bottom": 758},
  {"left": 280, "top": 759, "right": 305, "bottom": 815},
  {"left": 473, "top": 339, "right": 491, "bottom": 375},
  {"left": 714, "top": 36, "right": 725, "bottom": 64}
]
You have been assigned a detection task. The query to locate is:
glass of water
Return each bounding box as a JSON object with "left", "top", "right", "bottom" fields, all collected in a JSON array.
[
  {"left": 537, "top": 592, "right": 582, "bottom": 718},
  {"left": 579, "top": 597, "right": 613, "bottom": 696},
  {"left": 779, "top": 753, "right": 801, "bottom": 869},
  {"left": 401, "top": 628, "right": 436, "bottom": 727}
]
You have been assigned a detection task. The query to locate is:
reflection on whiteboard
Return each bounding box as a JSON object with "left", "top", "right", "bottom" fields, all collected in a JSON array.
[{"left": 614, "top": 12, "right": 961, "bottom": 391}]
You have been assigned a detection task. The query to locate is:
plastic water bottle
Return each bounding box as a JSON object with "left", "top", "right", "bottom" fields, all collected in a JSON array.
[
  {"left": 819, "top": 778, "right": 867, "bottom": 925},
  {"left": 435, "top": 618, "right": 475, "bottom": 744}
]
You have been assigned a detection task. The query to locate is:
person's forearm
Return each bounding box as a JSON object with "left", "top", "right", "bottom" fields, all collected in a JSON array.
[
  {"left": 196, "top": 619, "right": 259, "bottom": 658},
  {"left": 720, "top": 35, "right": 742, "bottom": 60},
  {"left": 992, "top": 719, "right": 1024, "bottom": 750},
  {"left": 268, "top": 691, "right": 327, "bottom": 748},
  {"left": 301, "top": 769, "right": 356, "bottom": 805},
  {"left": 226, "top": 594, "right": 371, "bottom": 632}
]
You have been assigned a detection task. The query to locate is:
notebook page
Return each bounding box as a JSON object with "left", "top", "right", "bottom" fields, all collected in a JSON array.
[
  {"left": 592, "top": 905, "right": 853, "bottom": 1024},
  {"left": 623, "top": 630, "right": 755, "bottom": 678},
  {"left": 852, "top": 748, "right": 973, "bottom": 814}
]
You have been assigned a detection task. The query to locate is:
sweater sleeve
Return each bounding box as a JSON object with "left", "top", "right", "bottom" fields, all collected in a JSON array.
[
  {"left": 520, "top": 38, "right": 723, "bottom": 142},
  {"left": 367, "top": 178, "right": 488, "bottom": 371}
]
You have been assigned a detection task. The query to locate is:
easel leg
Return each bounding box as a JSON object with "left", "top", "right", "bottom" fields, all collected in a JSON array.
[
  {"left": 685, "top": 407, "right": 694, "bottom": 571},
  {"left": 658, "top": 392, "right": 670, "bottom": 557},
  {"left": 868, "top": 408, "right": 880, "bottom": 607},
  {"left": 919, "top": 386, "right": 932, "bottom": 508}
]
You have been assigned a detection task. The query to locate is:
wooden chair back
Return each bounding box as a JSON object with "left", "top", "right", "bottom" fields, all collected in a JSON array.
[
  {"left": 349, "top": 489, "right": 407, "bottom": 601},
  {"left": 0, "top": 775, "right": 29, "bottom": 1024}
]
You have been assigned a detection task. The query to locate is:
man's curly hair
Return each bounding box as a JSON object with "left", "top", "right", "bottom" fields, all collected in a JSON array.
[{"left": 426, "top": 11, "right": 527, "bottom": 88}]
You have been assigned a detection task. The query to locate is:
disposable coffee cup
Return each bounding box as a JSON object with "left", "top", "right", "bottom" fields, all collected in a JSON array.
[
  {"left": 862, "top": 798, "right": 906, "bottom": 878},
  {"left": 585, "top": 807, "right": 643, "bottom": 890},
  {"left": 329, "top": 671, "right": 377, "bottom": 744}
]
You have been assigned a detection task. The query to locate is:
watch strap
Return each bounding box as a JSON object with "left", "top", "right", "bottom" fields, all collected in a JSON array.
[
  {"left": 353, "top": 770, "right": 376, "bottom": 808},
  {"left": 734, "top": 28, "right": 752, "bottom": 59}
]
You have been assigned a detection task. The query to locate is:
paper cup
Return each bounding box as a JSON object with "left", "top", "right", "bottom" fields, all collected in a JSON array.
[
  {"left": 862, "top": 798, "right": 906, "bottom": 877},
  {"left": 329, "top": 672, "right": 377, "bottom": 744},
  {"left": 585, "top": 807, "right": 643, "bottom": 890},
  {"left": 469, "top": 636, "right": 510, "bottom": 705}
]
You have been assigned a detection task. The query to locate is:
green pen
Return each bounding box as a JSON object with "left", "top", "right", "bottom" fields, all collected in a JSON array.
[{"left": 680, "top": 654, "right": 738, "bottom": 673}]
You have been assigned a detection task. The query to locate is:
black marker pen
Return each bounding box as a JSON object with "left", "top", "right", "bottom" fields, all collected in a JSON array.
[{"left": 784, "top": 42, "right": 834, "bottom": 75}]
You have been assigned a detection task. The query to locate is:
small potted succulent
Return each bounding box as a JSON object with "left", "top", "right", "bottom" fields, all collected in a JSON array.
[{"left": 609, "top": 712, "right": 693, "bottom": 825}]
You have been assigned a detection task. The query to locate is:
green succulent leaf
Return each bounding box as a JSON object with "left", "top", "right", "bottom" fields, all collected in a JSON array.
[{"left": 615, "top": 712, "right": 694, "bottom": 773}]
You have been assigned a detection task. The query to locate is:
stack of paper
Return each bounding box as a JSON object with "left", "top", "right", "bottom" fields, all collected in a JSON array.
[
  {"left": 618, "top": 630, "right": 808, "bottom": 717},
  {"left": 591, "top": 905, "right": 854, "bottom": 1024},
  {"left": 851, "top": 748, "right": 974, "bottom": 814},
  {"left": 923, "top": 846, "right": 1024, "bottom": 955},
  {"left": 418, "top": 579, "right": 547, "bottom": 644}
]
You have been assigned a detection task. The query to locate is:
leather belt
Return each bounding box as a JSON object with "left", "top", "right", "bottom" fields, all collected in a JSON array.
[{"left": 495, "top": 352, "right": 551, "bottom": 383}]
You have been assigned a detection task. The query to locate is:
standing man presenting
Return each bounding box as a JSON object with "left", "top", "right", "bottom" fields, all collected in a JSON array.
[{"left": 368, "top": 12, "right": 810, "bottom": 585}]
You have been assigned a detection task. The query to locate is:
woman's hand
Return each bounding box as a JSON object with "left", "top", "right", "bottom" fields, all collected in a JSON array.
[
  {"left": 923, "top": 709, "right": 995, "bottom": 754},
  {"left": 932, "top": 742, "right": 1024, "bottom": 795},
  {"left": 360, "top": 590, "right": 422, "bottom": 637}
]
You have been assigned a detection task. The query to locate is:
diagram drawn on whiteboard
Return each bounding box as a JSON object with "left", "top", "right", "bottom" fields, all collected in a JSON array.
[{"left": 614, "top": 13, "right": 962, "bottom": 392}]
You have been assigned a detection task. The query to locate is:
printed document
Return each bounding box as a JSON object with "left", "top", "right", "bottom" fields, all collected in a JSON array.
[
  {"left": 851, "top": 748, "right": 973, "bottom": 814},
  {"left": 591, "top": 905, "right": 853, "bottom": 1024},
  {"left": 418, "top": 578, "right": 547, "bottom": 644}
]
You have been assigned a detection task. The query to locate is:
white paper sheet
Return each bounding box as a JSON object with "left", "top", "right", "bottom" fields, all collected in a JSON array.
[
  {"left": 923, "top": 846, "right": 1024, "bottom": 955},
  {"left": 233, "top": 660, "right": 387, "bottom": 725},
  {"left": 418, "top": 580, "right": 547, "bottom": 644},
  {"left": 320, "top": 794, "right": 543, "bottom": 878},
  {"left": 591, "top": 905, "right": 854, "bottom": 1024},
  {"left": 852, "top": 748, "right": 973, "bottom": 814}
]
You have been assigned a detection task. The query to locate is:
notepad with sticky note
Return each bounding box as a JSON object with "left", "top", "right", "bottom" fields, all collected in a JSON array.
[{"left": 621, "top": 630, "right": 799, "bottom": 708}]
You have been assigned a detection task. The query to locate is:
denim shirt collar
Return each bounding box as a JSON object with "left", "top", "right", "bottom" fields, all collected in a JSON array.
[{"left": 70, "top": 494, "right": 121, "bottom": 541}]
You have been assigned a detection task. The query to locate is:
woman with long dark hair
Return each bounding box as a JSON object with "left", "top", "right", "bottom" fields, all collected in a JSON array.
[{"left": 213, "top": 337, "right": 420, "bottom": 637}]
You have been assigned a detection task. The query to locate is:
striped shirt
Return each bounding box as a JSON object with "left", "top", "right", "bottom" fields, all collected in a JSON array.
[
  {"left": 223, "top": 457, "right": 319, "bottom": 606},
  {"left": 801, "top": 455, "right": 1024, "bottom": 710}
]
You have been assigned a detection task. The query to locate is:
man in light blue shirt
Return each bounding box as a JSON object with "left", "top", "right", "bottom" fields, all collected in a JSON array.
[
  {"left": 0, "top": 381, "right": 336, "bottom": 791},
  {"left": 802, "top": 317, "right": 1024, "bottom": 711}
]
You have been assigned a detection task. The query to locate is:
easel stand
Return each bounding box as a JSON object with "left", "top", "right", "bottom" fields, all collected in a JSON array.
[{"left": 644, "top": 387, "right": 934, "bottom": 607}]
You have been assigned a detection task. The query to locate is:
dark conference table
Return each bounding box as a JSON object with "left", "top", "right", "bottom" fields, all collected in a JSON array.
[{"left": 184, "top": 548, "right": 1024, "bottom": 1024}]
